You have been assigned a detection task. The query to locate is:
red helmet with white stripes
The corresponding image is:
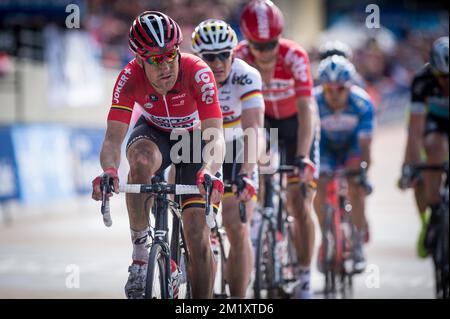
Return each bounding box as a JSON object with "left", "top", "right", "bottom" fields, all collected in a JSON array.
[
  {"left": 239, "top": 0, "right": 284, "bottom": 42},
  {"left": 128, "top": 11, "right": 183, "bottom": 56}
]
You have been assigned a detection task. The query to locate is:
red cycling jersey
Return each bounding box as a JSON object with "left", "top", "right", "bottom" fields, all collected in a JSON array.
[
  {"left": 107, "top": 53, "right": 222, "bottom": 132},
  {"left": 234, "top": 38, "right": 313, "bottom": 120}
]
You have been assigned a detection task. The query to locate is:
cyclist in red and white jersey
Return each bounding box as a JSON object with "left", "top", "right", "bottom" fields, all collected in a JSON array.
[
  {"left": 91, "top": 11, "right": 225, "bottom": 299},
  {"left": 236, "top": 0, "right": 320, "bottom": 299},
  {"left": 192, "top": 19, "right": 265, "bottom": 298}
]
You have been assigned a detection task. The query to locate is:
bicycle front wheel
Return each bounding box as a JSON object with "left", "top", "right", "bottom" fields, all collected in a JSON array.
[
  {"left": 145, "top": 243, "right": 169, "bottom": 299},
  {"left": 436, "top": 205, "right": 449, "bottom": 299},
  {"left": 254, "top": 217, "right": 278, "bottom": 299}
]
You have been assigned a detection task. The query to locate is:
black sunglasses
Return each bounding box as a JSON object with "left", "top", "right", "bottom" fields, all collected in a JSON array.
[
  {"left": 201, "top": 51, "right": 231, "bottom": 62},
  {"left": 249, "top": 40, "right": 278, "bottom": 51}
]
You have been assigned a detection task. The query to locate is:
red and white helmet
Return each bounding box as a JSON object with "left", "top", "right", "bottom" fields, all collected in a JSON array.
[
  {"left": 128, "top": 11, "right": 182, "bottom": 56},
  {"left": 239, "top": 0, "right": 284, "bottom": 42}
]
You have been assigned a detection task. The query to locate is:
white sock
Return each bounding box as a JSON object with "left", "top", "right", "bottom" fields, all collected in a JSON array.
[
  {"left": 131, "top": 227, "right": 149, "bottom": 263},
  {"left": 298, "top": 266, "right": 311, "bottom": 290}
]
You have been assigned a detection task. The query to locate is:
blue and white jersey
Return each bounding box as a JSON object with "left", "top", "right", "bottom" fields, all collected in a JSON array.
[{"left": 314, "top": 85, "right": 375, "bottom": 150}]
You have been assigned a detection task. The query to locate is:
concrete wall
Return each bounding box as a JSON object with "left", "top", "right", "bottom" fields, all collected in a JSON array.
[{"left": 0, "top": 58, "right": 117, "bottom": 128}]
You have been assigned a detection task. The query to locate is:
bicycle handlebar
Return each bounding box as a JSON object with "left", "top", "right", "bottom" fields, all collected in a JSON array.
[
  {"left": 119, "top": 184, "right": 199, "bottom": 195},
  {"left": 101, "top": 175, "right": 113, "bottom": 227},
  {"left": 101, "top": 178, "right": 217, "bottom": 229},
  {"left": 323, "top": 161, "right": 373, "bottom": 195}
]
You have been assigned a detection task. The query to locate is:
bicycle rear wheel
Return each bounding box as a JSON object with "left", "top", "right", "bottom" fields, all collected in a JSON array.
[
  {"left": 254, "top": 217, "right": 279, "bottom": 298},
  {"left": 145, "top": 243, "right": 169, "bottom": 299}
]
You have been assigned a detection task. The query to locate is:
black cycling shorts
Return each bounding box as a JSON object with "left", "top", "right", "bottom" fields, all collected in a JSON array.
[
  {"left": 424, "top": 113, "right": 449, "bottom": 138},
  {"left": 222, "top": 137, "right": 258, "bottom": 201},
  {"left": 126, "top": 116, "right": 220, "bottom": 212},
  {"left": 265, "top": 115, "right": 320, "bottom": 182}
]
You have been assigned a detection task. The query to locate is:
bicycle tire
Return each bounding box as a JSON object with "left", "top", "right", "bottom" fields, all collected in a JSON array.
[
  {"left": 279, "top": 220, "right": 298, "bottom": 297},
  {"left": 436, "top": 203, "right": 449, "bottom": 299},
  {"left": 254, "top": 217, "right": 278, "bottom": 299},
  {"left": 340, "top": 210, "right": 355, "bottom": 298},
  {"left": 213, "top": 228, "right": 228, "bottom": 298},
  {"left": 178, "top": 251, "right": 192, "bottom": 299},
  {"left": 442, "top": 205, "right": 449, "bottom": 299},
  {"left": 323, "top": 204, "right": 337, "bottom": 298},
  {"left": 145, "top": 243, "right": 169, "bottom": 299}
]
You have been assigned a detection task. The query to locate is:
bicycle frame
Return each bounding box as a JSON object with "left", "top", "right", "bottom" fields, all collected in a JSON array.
[
  {"left": 324, "top": 176, "right": 346, "bottom": 274},
  {"left": 101, "top": 168, "right": 216, "bottom": 299},
  {"left": 322, "top": 165, "right": 370, "bottom": 298},
  {"left": 254, "top": 156, "right": 299, "bottom": 298},
  {"left": 140, "top": 173, "right": 185, "bottom": 299}
]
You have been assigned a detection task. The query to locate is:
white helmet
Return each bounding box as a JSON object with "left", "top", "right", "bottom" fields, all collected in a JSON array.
[
  {"left": 319, "top": 40, "right": 353, "bottom": 61},
  {"left": 191, "top": 19, "right": 238, "bottom": 53},
  {"left": 430, "top": 36, "right": 449, "bottom": 74},
  {"left": 318, "top": 55, "right": 356, "bottom": 84}
]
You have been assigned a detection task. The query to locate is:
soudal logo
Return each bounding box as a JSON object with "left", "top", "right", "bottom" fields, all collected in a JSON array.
[
  {"left": 195, "top": 68, "right": 215, "bottom": 104},
  {"left": 285, "top": 49, "right": 309, "bottom": 83},
  {"left": 255, "top": 2, "right": 270, "bottom": 39},
  {"left": 172, "top": 93, "right": 186, "bottom": 100},
  {"left": 113, "top": 73, "right": 130, "bottom": 104},
  {"left": 143, "top": 111, "right": 199, "bottom": 129},
  {"left": 143, "top": 103, "right": 153, "bottom": 109}
]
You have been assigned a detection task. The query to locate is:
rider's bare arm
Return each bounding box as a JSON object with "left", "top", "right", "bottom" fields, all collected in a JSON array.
[
  {"left": 404, "top": 112, "right": 426, "bottom": 164},
  {"left": 296, "top": 96, "right": 317, "bottom": 158},
  {"left": 100, "top": 120, "right": 129, "bottom": 172},
  {"left": 359, "top": 135, "right": 372, "bottom": 169},
  {"left": 240, "top": 107, "right": 265, "bottom": 175},
  {"left": 200, "top": 118, "right": 225, "bottom": 176}
]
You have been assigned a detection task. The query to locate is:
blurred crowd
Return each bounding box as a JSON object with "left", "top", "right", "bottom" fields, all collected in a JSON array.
[
  {"left": 0, "top": 0, "right": 447, "bottom": 117},
  {"left": 82, "top": 0, "right": 447, "bottom": 116},
  {"left": 309, "top": 30, "right": 447, "bottom": 114},
  {"left": 85, "top": 0, "right": 247, "bottom": 68}
]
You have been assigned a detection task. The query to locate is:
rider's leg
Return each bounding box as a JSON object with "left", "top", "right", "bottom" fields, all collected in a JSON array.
[
  {"left": 182, "top": 206, "right": 217, "bottom": 299},
  {"left": 222, "top": 196, "right": 256, "bottom": 298},
  {"left": 313, "top": 174, "right": 330, "bottom": 273},
  {"left": 126, "top": 138, "right": 163, "bottom": 263},
  {"left": 345, "top": 156, "right": 367, "bottom": 233},
  {"left": 313, "top": 175, "right": 331, "bottom": 231},
  {"left": 313, "top": 155, "right": 334, "bottom": 232},
  {"left": 414, "top": 178, "right": 430, "bottom": 258},
  {"left": 423, "top": 133, "right": 448, "bottom": 206},
  {"left": 287, "top": 182, "right": 316, "bottom": 298},
  {"left": 346, "top": 157, "right": 368, "bottom": 273},
  {"left": 124, "top": 137, "right": 163, "bottom": 298},
  {"left": 423, "top": 131, "right": 448, "bottom": 252}
]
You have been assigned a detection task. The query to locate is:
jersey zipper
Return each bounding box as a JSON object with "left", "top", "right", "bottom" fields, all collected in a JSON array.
[{"left": 162, "top": 95, "right": 173, "bottom": 129}]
